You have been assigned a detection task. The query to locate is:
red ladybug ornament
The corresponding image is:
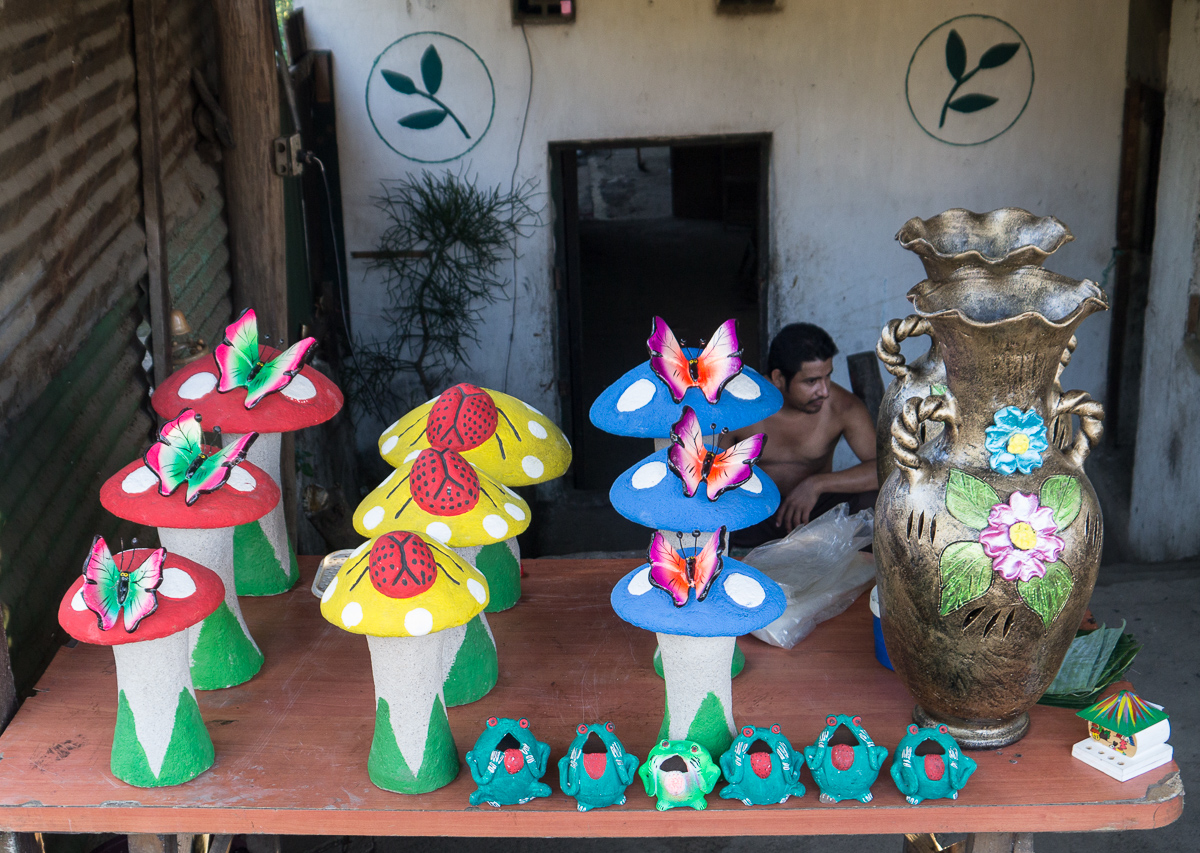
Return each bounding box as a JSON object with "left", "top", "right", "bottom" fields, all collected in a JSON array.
[
  {"left": 369, "top": 532, "right": 438, "bottom": 598},
  {"left": 410, "top": 448, "right": 481, "bottom": 515},
  {"left": 425, "top": 384, "right": 498, "bottom": 452}
]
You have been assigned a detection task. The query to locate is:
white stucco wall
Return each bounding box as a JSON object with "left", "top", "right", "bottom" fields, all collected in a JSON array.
[
  {"left": 301, "top": 0, "right": 1127, "bottom": 443},
  {"left": 1127, "top": 0, "right": 1200, "bottom": 562}
]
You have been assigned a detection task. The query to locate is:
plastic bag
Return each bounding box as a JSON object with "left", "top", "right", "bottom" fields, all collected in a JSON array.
[{"left": 744, "top": 503, "right": 875, "bottom": 649}]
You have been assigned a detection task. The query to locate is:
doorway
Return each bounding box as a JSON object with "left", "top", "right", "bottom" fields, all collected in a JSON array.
[{"left": 552, "top": 136, "right": 769, "bottom": 494}]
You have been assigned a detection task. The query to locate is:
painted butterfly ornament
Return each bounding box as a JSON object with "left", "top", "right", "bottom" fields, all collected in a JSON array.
[
  {"left": 648, "top": 527, "right": 726, "bottom": 607},
  {"left": 647, "top": 317, "right": 743, "bottom": 404},
  {"left": 144, "top": 408, "right": 258, "bottom": 505},
  {"left": 81, "top": 536, "right": 165, "bottom": 632},
  {"left": 668, "top": 407, "right": 766, "bottom": 500},
  {"left": 215, "top": 308, "right": 316, "bottom": 409}
]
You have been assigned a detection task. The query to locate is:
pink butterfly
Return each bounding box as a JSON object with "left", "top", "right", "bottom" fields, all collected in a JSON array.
[
  {"left": 647, "top": 317, "right": 743, "bottom": 404},
  {"left": 667, "top": 407, "right": 765, "bottom": 500},
  {"left": 215, "top": 308, "right": 316, "bottom": 409},
  {"left": 82, "top": 536, "right": 165, "bottom": 633},
  {"left": 648, "top": 528, "right": 726, "bottom": 607}
]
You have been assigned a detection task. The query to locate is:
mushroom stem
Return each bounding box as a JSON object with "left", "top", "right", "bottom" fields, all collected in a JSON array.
[
  {"left": 442, "top": 613, "right": 498, "bottom": 707},
  {"left": 225, "top": 431, "right": 298, "bottom": 596},
  {"left": 366, "top": 632, "right": 459, "bottom": 793},
  {"left": 158, "top": 526, "right": 263, "bottom": 689},
  {"left": 656, "top": 632, "right": 737, "bottom": 757},
  {"left": 454, "top": 539, "right": 521, "bottom": 612},
  {"left": 109, "top": 632, "right": 214, "bottom": 786}
]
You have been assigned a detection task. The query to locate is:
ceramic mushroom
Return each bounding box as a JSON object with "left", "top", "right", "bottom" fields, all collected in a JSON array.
[
  {"left": 320, "top": 529, "right": 488, "bottom": 793},
  {"left": 610, "top": 529, "right": 786, "bottom": 757},
  {"left": 352, "top": 442, "right": 531, "bottom": 707},
  {"left": 58, "top": 539, "right": 224, "bottom": 786},
  {"left": 100, "top": 410, "right": 279, "bottom": 689},
  {"left": 152, "top": 309, "right": 343, "bottom": 596},
  {"left": 377, "top": 383, "right": 571, "bottom": 611}
]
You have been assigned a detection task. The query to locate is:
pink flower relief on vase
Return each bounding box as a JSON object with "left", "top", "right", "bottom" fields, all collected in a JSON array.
[{"left": 978, "top": 491, "right": 1065, "bottom": 583}]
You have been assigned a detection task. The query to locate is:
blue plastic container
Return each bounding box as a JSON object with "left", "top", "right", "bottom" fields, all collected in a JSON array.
[{"left": 869, "top": 585, "right": 894, "bottom": 671}]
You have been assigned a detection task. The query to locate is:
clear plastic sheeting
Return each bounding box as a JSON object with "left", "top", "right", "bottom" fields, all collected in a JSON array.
[{"left": 744, "top": 504, "right": 876, "bottom": 649}]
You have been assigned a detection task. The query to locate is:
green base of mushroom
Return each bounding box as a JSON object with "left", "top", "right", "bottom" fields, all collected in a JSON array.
[
  {"left": 444, "top": 614, "right": 498, "bottom": 707},
  {"left": 654, "top": 642, "right": 746, "bottom": 679},
  {"left": 658, "top": 690, "right": 735, "bottom": 758},
  {"left": 368, "top": 695, "right": 459, "bottom": 793},
  {"left": 190, "top": 601, "right": 264, "bottom": 690},
  {"left": 232, "top": 518, "right": 299, "bottom": 596},
  {"left": 475, "top": 540, "right": 520, "bottom": 613},
  {"left": 111, "top": 688, "right": 214, "bottom": 787}
]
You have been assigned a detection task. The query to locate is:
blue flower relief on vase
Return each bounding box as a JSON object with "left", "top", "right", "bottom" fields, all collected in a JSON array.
[{"left": 984, "top": 407, "right": 1049, "bottom": 475}]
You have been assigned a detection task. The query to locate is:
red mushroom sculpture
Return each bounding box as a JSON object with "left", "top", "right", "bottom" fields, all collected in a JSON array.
[{"left": 152, "top": 309, "right": 343, "bottom": 595}]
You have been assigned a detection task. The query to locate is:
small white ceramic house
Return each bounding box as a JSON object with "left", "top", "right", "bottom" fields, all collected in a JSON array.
[{"left": 1072, "top": 690, "right": 1172, "bottom": 782}]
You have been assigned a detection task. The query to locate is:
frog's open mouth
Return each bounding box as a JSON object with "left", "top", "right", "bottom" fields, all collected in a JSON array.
[
  {"left": 496, "top": 733, "right": 524, "bottom": 774},
  {"left": 582, "top": 731, "right": 607, "bottom": 779},
  {"left": 748, "top": 738, "right": 773, "bottom": 779},
  {"left": 829, "top": 724, "right": 860, "bottom": 771},
  {"left": 915, "top": 738, "right": 946, "bottom": 781}
]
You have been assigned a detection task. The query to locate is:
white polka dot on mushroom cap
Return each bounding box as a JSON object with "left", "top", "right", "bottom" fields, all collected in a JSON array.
[
  {"left": 404, "top": 449, "right": 421, "bottom": 463},
  {"left": 616, "top": 378, "right": 657, "bottom": 412},
  {"left": 628, "top": 567, "right": 653, "bottom": 596},
  {"left": 725, "top": 373, "right": 761, "bottom": 400},
  {"left": 71, "top": 589, "right": 87, "bottom": 611},
  {"left": 405, "top": 607, "right": 434, "bottom": 635},
  {"left": 632, "top": 461, "right": 667, "bottom": 490},
  {"left": 724, "top": 573, "right": 766, "bottom": 608},
  {"left": 426, "top": 521, "right": 452, "bottom": 543},
  {"left": 483, "top": 514, "right": 508, "bottom": 539},
  {"left": 527, "top": 420, "right": 548, "bottom": 439},
  {"left": 227, "top": 467, "right": 256, "bottom": 492},
  {"left": 524, "top": 402, "right": 544, "bottom": 416},
  {"left": 504, "top": 502, "right": 526, "bottom": 521},
  {"left": 341, "top": 602, "right": 363, "bottom": 627},
  {"left": 521, "top": 456, "right": 544, "bottom": 478},
  {"left": 742, "top": 473, "right": 762, "bottom": 494},
  {"left": 281, "top": 374, "right": 317, "bottom": 401},
  {"left": 178, "top": 371, "right": 218, "bottom": 400},
  {"left": 321, "top": 574, "right": 339, "bottom": 604},
  {"left": 122, "top": 466, "right": 159, "bottom": 494},
  {"left": 381, "top": 435, "right": 399, "bottom": 454},
  {"left": 467, "top": 578, "right": 487, "bottom": 604},
  {"left": 362, "top": 506, "right": 385, "bottom": 530},
  {"left": 158, "top": 567, "right": 196, "bottom": 599}
]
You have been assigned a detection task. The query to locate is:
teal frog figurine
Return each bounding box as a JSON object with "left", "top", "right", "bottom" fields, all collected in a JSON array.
[
  {"left": 803, "top": 714, "right": 888, "bottom": 803},
  {"left": 465, "top": 717, "right": 552, "bottom": 807},
  {"left": 638, "top": 739, "right": 721, "bottom": 811},
  {"left": 558, "top": 721, "right": 640, "bottom": 811},
  {"left": 719, "top": 724, "right": 806, "bottom": 805},
  {"left": 891, "top": 723, "right": 977, "bottom": 805}
]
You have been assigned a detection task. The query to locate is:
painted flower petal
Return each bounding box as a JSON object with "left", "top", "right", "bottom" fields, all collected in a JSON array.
[
  {"left": 1027, "top": 432, "right": 1050, "bottom": 452},
  {"left": 1006, "top": 491, "right": 1040, "bottom": 519},
  {"left": 991, "top": 549, "right": 1036, "bottom": 581},
  {"left": 990, "top": 452, "right": 1019, "bottom": 475},
  {"left": 1031, "top": 531, "right": 1065, "bottom": 563},
  {"left": 987, "top": 501, "right": 1020, "bottom": 528},
  {"left": 979, "top": 524, "right": 1013, "bottom": 558}
]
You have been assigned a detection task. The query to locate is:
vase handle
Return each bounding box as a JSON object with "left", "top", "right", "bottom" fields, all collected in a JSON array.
[
  {"left": 891, "top": 394, "right": 959, "bottom": 478},
  {"left": 876, "top": 316, "right": 932, "bottom": 378},
  {"left": 1053, "top": 389, "right": 1104, "bottom": 467}
]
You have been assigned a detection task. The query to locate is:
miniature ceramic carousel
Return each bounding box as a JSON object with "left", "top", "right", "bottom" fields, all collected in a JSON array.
[
  {"left": 100, "top": 409, "right": 279, "bottom": 689},
  {"left": 152, "top": 309, "right": 343, "bottom": 596},
  {"left": 377, "top": 383, "right": 571, "bottom": 611},
  {"left": 320, "top": 530, "right": 489, "bottom": 793},
  {"left": 1072, "top": 690, "right": 1172, "bottom": 781},
  {"left": 58, "top": 538, "right": 224, "bottom": 786}
]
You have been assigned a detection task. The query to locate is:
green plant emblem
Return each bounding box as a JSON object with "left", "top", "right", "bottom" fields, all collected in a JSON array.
[
  {"left": 382, "top": 45, "right": 471, "bottom": 139},
  {"left": 938, "top": 30, "right": 1020, "bottom": 128}
]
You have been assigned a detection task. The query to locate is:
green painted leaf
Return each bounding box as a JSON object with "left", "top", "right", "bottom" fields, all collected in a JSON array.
[
  {"left": 979, "top": 42, "right": 1021, "bottom": 69},
  {"left": 382, "top": 69, "right": 418, "bottom": 94},
  {"left": 945, "top": 29, "right": 966, "bottom": 80},
  {"left": 939, "top": 541, "right": 993, "bottom": 615},
  {"left": 1018, "top": 561, "right": 1073, "bottom": 626},
  {"left": 1039, "top": 475, "right": 1082, "bottom": 530},
  {"left": 399, "top": 109, "right": 448, "bottom": 130},
  {"left": 421, "top": 45, "right": 443, "bottom": 95},
  {"left": 945, "top": 469, "right": 1000, "bottom": 529},
  {"left": 930, "top": 384, "right": 948, "bottom": 396},
  {"left": 948, "top": 93, "right": 1000, "bottom": 114}
]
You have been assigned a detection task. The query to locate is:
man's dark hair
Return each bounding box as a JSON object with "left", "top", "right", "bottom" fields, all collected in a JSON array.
[{"left": 767, "top": 323, "right": 838, "bottom": 383}]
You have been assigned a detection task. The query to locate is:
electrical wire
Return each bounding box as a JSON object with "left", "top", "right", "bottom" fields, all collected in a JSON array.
[
  {"left": 306, "top": 153, "right": 356, "bottom": 359},
  {"left": 502, "top": 22, "right": 534, "bottom": 393}
]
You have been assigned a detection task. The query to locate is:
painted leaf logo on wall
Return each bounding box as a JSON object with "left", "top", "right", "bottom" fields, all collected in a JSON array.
[
  {"left": 939, "top": 29, "right": 1020, "bottom": 128},
  {"left": 382, "top": 45, "right": 470, "bottom": 139}
]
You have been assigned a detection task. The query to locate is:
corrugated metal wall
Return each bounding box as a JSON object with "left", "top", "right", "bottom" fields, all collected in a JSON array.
[{"left": 0, "top": 0, "right": 235, "bottom": 690}]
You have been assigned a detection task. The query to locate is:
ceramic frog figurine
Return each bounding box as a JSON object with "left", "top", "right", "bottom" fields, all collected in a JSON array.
[
  {"left": 890, "top": 723, "right": 977, "bottom": 805},
  {"left": 465, "top": 716, "right": 552, "bottom": 807},
  {"left": 558, "top": 721, "right": 640, "bottom": 812},
  {"left": 803, "top": 714, "right": 888, "bottom": 804},
  {"left": 719, "top": 724, "right": 806, "bottom": 806},
  {"left": 638, "top": 739, "right": 721, "bottom": 811}
]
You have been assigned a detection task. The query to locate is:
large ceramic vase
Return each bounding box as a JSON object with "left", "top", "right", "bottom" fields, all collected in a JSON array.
[
  {"left": 876, "top": 209, "right": 1076, "bottom": 484},
  {"left": 874, "top": 264, "right": 1108, "bottom": 749}
]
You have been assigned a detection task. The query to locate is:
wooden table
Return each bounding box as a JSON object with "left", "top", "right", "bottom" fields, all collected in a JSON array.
[{"left": 0, "top": 558, "right": 1181, "bottom": 840}]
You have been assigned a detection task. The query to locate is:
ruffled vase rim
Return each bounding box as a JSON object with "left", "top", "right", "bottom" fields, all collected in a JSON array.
[{"left": 896, "top": 208, "right": 1074, "bottom": 271}]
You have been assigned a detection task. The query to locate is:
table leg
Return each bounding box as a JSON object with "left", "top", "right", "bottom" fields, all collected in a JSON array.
[
  {"left": 965, "top": 834, "right": 1034, "bottom": 853},
  {"left": 0, "top": 834, "right": 43, "bottom": 853},
  {"left": 903, "top": 834, "right": 966, "bottom": 853}
]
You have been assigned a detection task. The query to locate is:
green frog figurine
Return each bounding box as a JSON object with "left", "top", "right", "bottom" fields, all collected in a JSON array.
[
  {"left": 719, "top": 724, "right": 806, "bottom": 805},
  {"left": 558, "top": 721, "right": 640, "bottom": 811},
  {"left": 638, "top": 739, "right": 721, "bottom": 811},
  {"left": 465, "top": 716, "right": 552, "bottom": 807},
  {"left": 890, "top": 723, "right": 977, "bottom": 805},
  {"left": 803, "top": 714, "right": 888, "bottom": 804}
]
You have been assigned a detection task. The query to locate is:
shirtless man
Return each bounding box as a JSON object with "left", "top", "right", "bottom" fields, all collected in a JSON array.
[{"left": 724, "top": 323, "right": 878, "bottom": 548}]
